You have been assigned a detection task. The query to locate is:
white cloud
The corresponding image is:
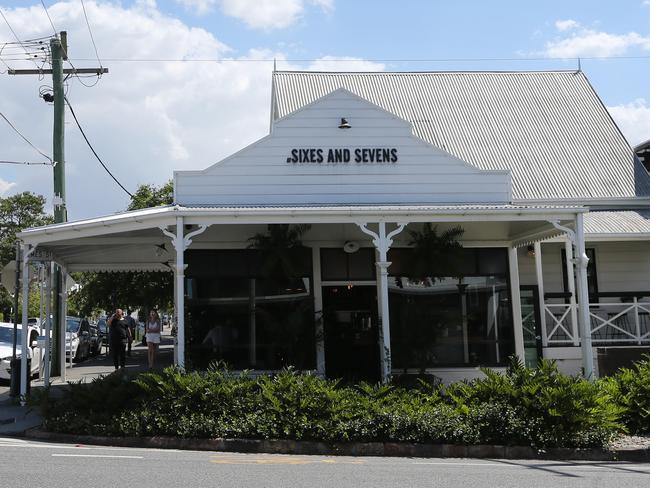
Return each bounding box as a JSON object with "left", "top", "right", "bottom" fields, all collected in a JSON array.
[
  {"left": 219, "top": 0, "right": 332, "bottom": 30},
  {"left": 176, "top": 0, "right": 217, "bottom": 16},
  {"left": 0, "top": 2, "right": 377, "bottom": 220},
  {"left": 0, "top": 177, "right": 16, "bottom": 195},
  {"left": 310, "top": 0, "right": 334, "bottom": 14},
  {"left": 218, "top": 0, "right": 303, "bottom": 29},
  {"left": 543, "top": 24, "right": 650, "bottom": 58},
  {"left": 607, "top": 99, "right": 650, "bottom": 146},
  {"left": 176, "top": 0, "right": 334, "bottom": 27},
  {"left": 306, "top": 56, "right": 384, "bottom": 72},
  {"left": 555, "top": 19, "right": 579, "bottom": 32}
]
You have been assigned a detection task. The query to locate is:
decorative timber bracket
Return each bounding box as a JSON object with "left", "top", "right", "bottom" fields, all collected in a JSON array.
[
  {"left": 159, "top": 224, "right": 209, "bottom": 251},
  {"left": 356, "top": 222, "right": 408, "bottom": 259}
]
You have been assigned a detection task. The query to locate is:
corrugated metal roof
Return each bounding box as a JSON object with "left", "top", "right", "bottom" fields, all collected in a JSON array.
[
  {"left": 19, "top": 203, "right": 584, "bottom": 240},
  {"left": 272, "top": 71, "right": 650, "bottom": 202},
  {"left": 584, "top": 210, "right": 650, "bottom": 236}
]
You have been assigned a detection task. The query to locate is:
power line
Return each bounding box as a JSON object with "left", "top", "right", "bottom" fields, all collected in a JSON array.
[
  {"left": 64, "top": 96, "right": 133, "bottom": 198},
  {"left": 0, "top": 110, "right": 54, "bottom": 164},
  {"left": 0, "top": 159, "right": 54, "bottom": 166},
  {"left": 40, "top": 0, "right": 58, "bottom": 37},
  {"left": 0, "top": 7, "right": 43, "bottom": 69},
  {"left": 79, "top": 0, "right": 102, "bottom": 68},
  {"left": 58, "top": 54, "right": 650, "bottom": 63},
  {"left": 37, "top": 2, "right": 102, "bottom": 87}
]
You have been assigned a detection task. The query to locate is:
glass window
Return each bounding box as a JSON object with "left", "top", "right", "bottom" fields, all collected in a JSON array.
[
  {"left": 0, "top": 327, "right": 21, "bottom": 343},
  {"left": 66, "top": 318, "right": 81, "bottom": 333},
  {"left": 185, "top": 249, "right": 315, "bottom": 370},
  {"left": 389, "top": 248, "right": 514, "bottom": 368},
  {"left": 321, "top": 248, "right": 375, "bottom": 281},
  {"left": 561, "top": 248, "right": 599, "bottom": 299}
]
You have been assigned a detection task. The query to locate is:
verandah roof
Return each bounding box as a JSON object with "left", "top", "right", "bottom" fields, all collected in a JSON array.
[{"left": 17, "top": 203, "right": 586, "bottom": 273}]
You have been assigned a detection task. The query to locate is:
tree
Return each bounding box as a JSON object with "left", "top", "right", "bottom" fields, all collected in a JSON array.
[
  {"left": 127, "top": 180, "right": 174, "bottom": 211},
  {"left": 0, "top": 192, "right": 53, "bottom": 265},
  {"left": 0, "top": 192, "right": 53, "bottom": 319},
  {"left": 68, "top": 181, "right": 174, "bottom": 318}
]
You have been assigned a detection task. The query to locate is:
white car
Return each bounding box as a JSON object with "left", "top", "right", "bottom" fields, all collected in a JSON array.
[
  {"left": 0, "top": 322, "right": 41, "bottom": 381},
  {"left": 65, "top": 316, "right": 92, "bottom": 362}
]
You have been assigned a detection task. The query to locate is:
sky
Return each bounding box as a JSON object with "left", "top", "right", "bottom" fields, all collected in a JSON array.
[{"left": 0, "top": 0, "right": 649, "bottom": 219}]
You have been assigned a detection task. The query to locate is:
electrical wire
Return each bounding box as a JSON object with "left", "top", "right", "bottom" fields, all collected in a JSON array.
[
  {"left": 80, "top": 0, "right": 102, "bottom": 69},
  {"left": 40, "top": 0, "right": 58, "bottom": 36},
  {"left": 0, "top": 110, "right": 54, "bottom": 164},
  {"left": 58, "top": 54, "right": 650, "bottom": 63},
  {"left": 0, "top": 7, "right": 43, "bottom": 69},
  {"left": 0, "top": 159, "right": 54, "bottom": 166},
  {"left": 64, "top": 96, "right": 133, "bottom": 198},
  {"left": 38, "top": 1, "right": 102, "bottom": 87}
]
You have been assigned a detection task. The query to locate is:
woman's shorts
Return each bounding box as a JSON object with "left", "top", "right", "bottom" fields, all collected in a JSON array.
[{"left": 145, "top": 333, "right": 161, "bottom": 344}]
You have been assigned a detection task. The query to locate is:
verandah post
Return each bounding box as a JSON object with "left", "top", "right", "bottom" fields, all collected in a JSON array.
[
  {"left": 564, "top": 238, "right": 580, "bottom": 346},
  {"left": 533, "top": 242, "right": 548, "bottom": 347},
  {"left": 575, "top": 213, "right": 594, "bottom": 378},
  {"left": 176, "top": 216, "right": 185, "bottom": 368},
  {"left": 357, "top": 222, "right": 407, "bottom": 383},
  {"left": 19, "top": 244, "right": 30, "bottom": 404},
  {"left": 376, "top": 221, "right": 392, "bottom": 382},
  {"left": 508, "top": 246, "right": 525, "bottom": 364}
]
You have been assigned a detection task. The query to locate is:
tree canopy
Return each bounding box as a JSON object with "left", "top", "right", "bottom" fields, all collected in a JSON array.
[
  {"left": 68, "top": 181, "right": 174, "bottom": 319},
  {"left": 0, "top": 192, "right": 53, "bottom": 319},
  {"left": 127, "top": 180, "right": 174, "bottom": 211}
]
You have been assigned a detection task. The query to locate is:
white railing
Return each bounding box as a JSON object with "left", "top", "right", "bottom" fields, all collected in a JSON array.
[{"left": 542, "top": 294, "right": 650, "bottom": 346}]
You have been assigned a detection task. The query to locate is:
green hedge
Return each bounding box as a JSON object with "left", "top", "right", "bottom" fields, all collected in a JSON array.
[
  {"left": 601, "top": 355, "right": 650, "bottom": 434},
  {"left": 33, "top": 358, "right": 650, "bottom": 449}
]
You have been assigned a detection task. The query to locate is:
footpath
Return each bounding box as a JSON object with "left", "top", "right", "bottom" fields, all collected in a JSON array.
[{"left": 0, "top": 339, "right": 173, "bottom": 435}]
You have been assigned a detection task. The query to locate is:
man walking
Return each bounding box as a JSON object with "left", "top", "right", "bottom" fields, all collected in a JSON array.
[
  {"left": 108, "top": 309, "right": 131, "bottom": 370},
  {"left": 124, "top": 309, "right": 137, "bottom": 357}
]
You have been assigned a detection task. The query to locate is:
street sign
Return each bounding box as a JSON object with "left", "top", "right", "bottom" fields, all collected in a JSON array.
[{"left": 28, "top": 249, "right": 54, "bottom": 262}]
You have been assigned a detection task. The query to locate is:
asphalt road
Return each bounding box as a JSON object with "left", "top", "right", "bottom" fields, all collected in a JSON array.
[{"left": 1, "top": 437, "right": 649, "bottom": 488}]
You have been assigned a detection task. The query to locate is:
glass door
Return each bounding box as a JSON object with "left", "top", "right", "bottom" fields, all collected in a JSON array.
[
  {"left": 322, "top": 285, "right": 379, "bottom": 383},
  {"left": 520, "top": 286, "right": 543, "bottom": 368}
]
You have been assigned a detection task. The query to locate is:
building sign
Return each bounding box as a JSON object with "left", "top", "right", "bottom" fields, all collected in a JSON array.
[
  {"left": 287, "top": 148, "right": 398, "bottom": 164},
  {"left": 28, "top": 249, "right": 54, "bottom": 262}
]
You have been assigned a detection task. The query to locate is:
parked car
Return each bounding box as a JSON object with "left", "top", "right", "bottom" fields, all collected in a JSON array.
[
  {"left": 0, "top": 322, "right": 41, "bottom": 381},
  {"left": 97, "top": 317, "right": 109, "bottom": 353},
  {"left": 89, "top": 323, "right": 104, "bottom": 356},
  {"left": 65, "top": 316, "right": 93, "bottom": 362}
]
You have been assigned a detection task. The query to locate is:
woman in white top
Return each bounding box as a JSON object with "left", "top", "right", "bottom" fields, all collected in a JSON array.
[{"left": 145, "top": 310, "right": 162, "bottom": 368}]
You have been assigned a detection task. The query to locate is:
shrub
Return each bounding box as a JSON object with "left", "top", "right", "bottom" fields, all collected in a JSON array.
[
  {"left": 601, "top": 355, "right": 650, "bottom": 434},
  {"left": 33, "top": 361, "right": 628, "bottom": 448},
  {"left": 443, "top": 359, "right": 623, "bottom": 448}
]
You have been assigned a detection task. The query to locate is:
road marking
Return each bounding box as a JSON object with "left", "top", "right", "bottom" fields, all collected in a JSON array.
[
  {"left": 208, "top": 455, "right": 364, "bottom": 466},
  {"left": 413, "top": 462, "right": 518, "bottom": 467},
  {"left": 52, "top": 454, "right": 143, "bottom": 459},
  {"left": 412, "top": 461, "right": 650, "bottom": 471}
]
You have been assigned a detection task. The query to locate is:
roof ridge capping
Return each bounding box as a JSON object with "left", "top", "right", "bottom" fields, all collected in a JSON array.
[{"left": 273, "top": 69, "right": 582, "bottom": 75}]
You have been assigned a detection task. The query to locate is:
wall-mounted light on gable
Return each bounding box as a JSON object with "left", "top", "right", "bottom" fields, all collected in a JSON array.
[{"left": 338, "top": 117, "right": 351, "bottom": 129}]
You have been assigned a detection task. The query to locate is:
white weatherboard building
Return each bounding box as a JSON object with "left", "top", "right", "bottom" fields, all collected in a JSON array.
[{"left": 18, "top": 70, "right": 650, "bottom": 389}]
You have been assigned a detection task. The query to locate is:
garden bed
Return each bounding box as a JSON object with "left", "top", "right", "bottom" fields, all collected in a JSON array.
[{"left": 31, "top": 358, "right": 650, "bottom": 450}]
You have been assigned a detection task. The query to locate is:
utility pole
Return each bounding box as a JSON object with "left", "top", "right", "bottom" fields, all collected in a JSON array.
[{"left": 8, "top": 31, "right": 108, "bottom": 376}]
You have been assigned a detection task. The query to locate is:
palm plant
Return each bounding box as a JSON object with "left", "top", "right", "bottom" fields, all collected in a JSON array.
[
  {"left": 407, "top": 223, "right": 464, "bottom": 280},
  {"left": 247, "top": 224, "right": 311, "bottom": 278}
]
